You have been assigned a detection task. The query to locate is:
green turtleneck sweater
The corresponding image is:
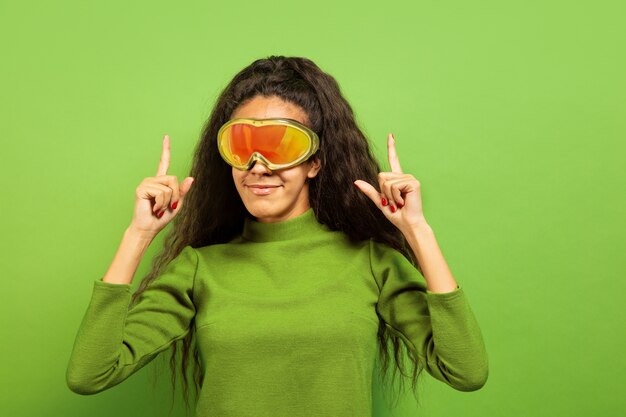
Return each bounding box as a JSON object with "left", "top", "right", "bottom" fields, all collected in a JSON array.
[{"left": 66, "top": 207, "right": 488, "bottom": 416}]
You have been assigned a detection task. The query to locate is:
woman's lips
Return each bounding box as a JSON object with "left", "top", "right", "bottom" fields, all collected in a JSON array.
[{"left": 247, "top": 185, "right": 280, "bottom": 195}]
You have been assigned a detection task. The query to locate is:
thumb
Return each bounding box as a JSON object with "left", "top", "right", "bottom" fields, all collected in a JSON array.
[
  {"left": 354, "top": 180, "right": 381, "bottom": 209},
  {"left": 179, "top": 177, "right": 195, "bottom": 200}
]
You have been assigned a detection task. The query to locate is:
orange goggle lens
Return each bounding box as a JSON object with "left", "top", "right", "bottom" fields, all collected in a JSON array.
[{"left": 217, "top": 118, "right": 319, "bottom": 170}]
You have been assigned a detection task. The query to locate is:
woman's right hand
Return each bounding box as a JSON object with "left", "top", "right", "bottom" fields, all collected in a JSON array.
[{"left": 129, "top": 134, "right": 194, "bottom": 239}]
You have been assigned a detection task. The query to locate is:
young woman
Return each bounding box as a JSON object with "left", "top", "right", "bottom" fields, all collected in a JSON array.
[{"left": 66, "top": 56, "right": 488, "bottom": 416}]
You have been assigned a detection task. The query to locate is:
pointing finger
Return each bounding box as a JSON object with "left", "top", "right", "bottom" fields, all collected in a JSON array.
[
  {"left": 388, "top": 133, "right": 403, "bottom": 174},
  {"left": 157, "top": 134, "right": 170, "bottom": 177}
]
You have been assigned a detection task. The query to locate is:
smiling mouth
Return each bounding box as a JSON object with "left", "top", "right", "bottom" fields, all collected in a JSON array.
[{"left": 247, "top": 185, "right": 281, "bottom": 195}]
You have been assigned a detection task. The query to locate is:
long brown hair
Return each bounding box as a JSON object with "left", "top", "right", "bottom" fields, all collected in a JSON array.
[{"left": 131, "top": 55, "right": 426, "bottom": 415}]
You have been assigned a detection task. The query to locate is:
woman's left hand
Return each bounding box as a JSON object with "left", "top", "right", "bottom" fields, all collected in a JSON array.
[{"left": 354, "top": 133, "right": 429, "bottom": 234}]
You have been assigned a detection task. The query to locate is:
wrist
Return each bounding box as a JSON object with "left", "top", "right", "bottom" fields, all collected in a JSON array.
[
  {"left": 125, "top": 225, "right": 157, "bottom": 242},
  {"left": 403, "top": 218, "right": 433, "bottom": 238}
]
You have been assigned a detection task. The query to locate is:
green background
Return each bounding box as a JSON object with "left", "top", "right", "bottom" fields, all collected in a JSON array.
[{"left": 1, "top": 0, "right": 624, "bottom": 416}]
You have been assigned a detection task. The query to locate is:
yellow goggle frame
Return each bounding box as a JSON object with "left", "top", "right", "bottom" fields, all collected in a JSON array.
[{"left": 217, "top": 117, "right": 320, "bottom": 171}]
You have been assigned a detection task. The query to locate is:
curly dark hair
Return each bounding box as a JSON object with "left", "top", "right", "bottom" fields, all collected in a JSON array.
[{"left": 130, "top": 55, "right": 426, "bottom": 415}]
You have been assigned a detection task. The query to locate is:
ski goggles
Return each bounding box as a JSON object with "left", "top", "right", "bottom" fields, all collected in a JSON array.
[{"left": 217, "top": 117, "right": 320, "bottom": 170}]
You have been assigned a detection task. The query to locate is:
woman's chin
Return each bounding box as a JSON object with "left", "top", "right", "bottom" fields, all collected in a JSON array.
[{"left": 246, "top": 202, "right": 281, "bottom": 216}]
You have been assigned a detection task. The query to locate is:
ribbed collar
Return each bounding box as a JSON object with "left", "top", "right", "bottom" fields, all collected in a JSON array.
[{"left": 242, "top": 207, "right": 328, "bottom": 242}]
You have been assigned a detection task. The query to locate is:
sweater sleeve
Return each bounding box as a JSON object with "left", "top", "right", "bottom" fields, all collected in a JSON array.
[
  {"left": 66, "top": 245, "right": 199, "bottom": 395},
  {"left": 369, "top": 239, "right": 488, "bottom": 391}
]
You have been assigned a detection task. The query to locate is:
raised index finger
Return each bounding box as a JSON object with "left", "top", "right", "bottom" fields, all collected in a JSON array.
[
  {"left": 156, "top": 134, "right": 170, "bottom": 176},
  {"left": 388, "top": 133, "right": 403, "bottom": 173}
]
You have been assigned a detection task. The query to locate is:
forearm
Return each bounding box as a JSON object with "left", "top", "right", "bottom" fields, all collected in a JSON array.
[
  {"left": 425, "top": 287, "right": 489, "bottom": 391},
  {"left": 101, "top": 226, "right": 154, "bottom": 285},
  {"left": 403, "top": 220, "right": 458, "bottom": 293}
]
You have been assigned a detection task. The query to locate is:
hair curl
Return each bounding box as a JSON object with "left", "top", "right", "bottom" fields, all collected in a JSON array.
[{"left": 130, "top": 55, "right": 426, "bottom": 415}]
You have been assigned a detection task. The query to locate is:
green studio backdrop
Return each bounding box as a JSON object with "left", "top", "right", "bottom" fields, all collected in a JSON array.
[{"left": 1, "top": 0, "right": 624, "bottom": 416}]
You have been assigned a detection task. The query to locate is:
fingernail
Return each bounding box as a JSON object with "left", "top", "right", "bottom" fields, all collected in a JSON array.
[
  {"left": 158, "top": 210, "right": 165, "bottom": 218},
  {"left": 397, "top": 201, "right": 403, "bottom": 208},
  {"left": 171, "top": 201, "right": 178, "bottom": 210},
  {"left": 381, "top": 197, "right": 388, "bottom": 206},
  {"left": 390, "top": 205, "right": 396, "bottom": 213}
]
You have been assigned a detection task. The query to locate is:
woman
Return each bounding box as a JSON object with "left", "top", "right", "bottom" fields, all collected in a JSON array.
[{"left": 66, "top": 56, "right": 488, "bottom": 416}]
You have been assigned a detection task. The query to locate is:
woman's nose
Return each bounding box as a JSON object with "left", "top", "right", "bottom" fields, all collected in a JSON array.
[{"left": 249, "top": 160, "right": 272, "bottom": 173}]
